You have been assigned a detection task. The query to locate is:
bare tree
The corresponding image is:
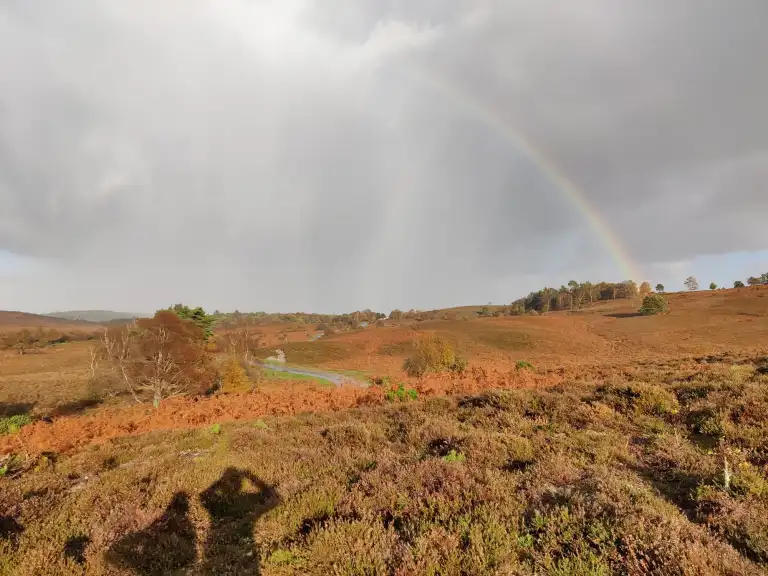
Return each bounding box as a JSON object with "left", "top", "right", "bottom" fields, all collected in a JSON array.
[
  {"left": 88, "top": 346, "right": 100, "bottom": 378},
  {"left": 684, "top": 276, "right": 699, "bottom": 291}
]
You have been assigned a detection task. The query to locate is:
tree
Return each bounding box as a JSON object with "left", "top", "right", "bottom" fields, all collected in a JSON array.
[
  {"left": 621, "top": 280, "right": 639, "bottom": 299},
  {"left": 639, "top": 282, "right": 652, "bottom": 298},
  {"left": 101, "top": 311, "right": 216, "bottom": 406},
  {"left": 220, "top": 322, "right": 263, "bottom": 365},
  {"left": 168, "top": 304, "right": 215, "bottom": 340},
  {"left": 734, "top": 280, "right": 745, "bottom": 288},
  {"left": 639, "top": 294, "right": 668, "bottom": 316},
  {"left": 709, "top": 282, "right": 718, "bottom": 290},
  {"left": 655, "top": 284, "right": 665, "bottom": 293},
  {"left": 684, "top": 276, "right": 699, "bottom": 291}
]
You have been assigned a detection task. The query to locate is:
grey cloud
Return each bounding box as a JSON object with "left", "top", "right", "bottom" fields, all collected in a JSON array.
[{"left": 1, "top": 0, "right": 767, "bottom": 312}]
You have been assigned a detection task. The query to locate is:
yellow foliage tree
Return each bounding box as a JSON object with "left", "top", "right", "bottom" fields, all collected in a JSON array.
[{"left": 219, "top": 356, "right": 253, "bottom": 394}]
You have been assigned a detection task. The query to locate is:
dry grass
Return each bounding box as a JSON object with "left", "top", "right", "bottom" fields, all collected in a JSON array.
[
  {"left": 1, "top": 357, "right": 768, "bottom": 574},
  {"left": 0, "top": 343, "right": 118, "bottom": 418}
]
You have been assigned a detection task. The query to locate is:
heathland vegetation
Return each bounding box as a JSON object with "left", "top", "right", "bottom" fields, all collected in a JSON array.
[{"left": 1, "top": 281, "right": 767, "bottom": 574}]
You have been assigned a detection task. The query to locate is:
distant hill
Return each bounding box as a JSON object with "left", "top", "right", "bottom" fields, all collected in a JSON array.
[
  {"left": 44, "top": 310, "right": 150, "bottom": 322},
  {"left": 0, "top": 311, "right": 100, "bottom": 333}
]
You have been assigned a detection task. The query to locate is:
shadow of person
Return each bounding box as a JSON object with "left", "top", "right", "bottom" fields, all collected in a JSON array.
[
  {"left": 105, "top": 492, "right": 196, "bottom": 575},
  {"left": 199, "top": 468, "right": 279, "bottom": 575}
]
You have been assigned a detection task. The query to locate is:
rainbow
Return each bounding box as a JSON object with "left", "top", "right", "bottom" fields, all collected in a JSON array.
[{"left": 411, "top": 71, "right": 641, "bottom": 282}]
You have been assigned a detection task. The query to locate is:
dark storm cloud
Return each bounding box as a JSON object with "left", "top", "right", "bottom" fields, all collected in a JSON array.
[{"left": 1, "top": 0, "right": 767, "bottom": 312}]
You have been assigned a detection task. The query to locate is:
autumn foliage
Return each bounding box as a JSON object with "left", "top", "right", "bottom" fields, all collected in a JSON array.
[
  {"left": 403, "top": 335, "right": 467, "bottom": 378},
  {"left": 101, "top": 310, "right": 216, "bottom": 405}
]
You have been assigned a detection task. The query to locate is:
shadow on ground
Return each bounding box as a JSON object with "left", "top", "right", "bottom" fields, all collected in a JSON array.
[
  {"left": 0, "top": 402, "right": 35, "bottom": 418},
  {"left": 49, "top": 398, "right": 103, "bottom": 417},
  {"left": 0, "top": 515, "right": 24, "bottom": 549},
  {"left": 106, "top": 468, "right": 279, "bottom": 575}
]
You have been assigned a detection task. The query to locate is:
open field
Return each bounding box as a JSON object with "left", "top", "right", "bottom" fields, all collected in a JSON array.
[{"left": 1, "top": 287, "right": 768, "bottom": 574}]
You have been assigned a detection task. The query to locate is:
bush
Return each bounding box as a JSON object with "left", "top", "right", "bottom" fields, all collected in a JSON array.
[
  {"left": 639, "top": 294, "right": 668, "bottom": 315},
  {"left": 402, "top": 335, "right": 466, "bottom": 377},
  {"left": 596, "top": 383, "right": 679, "bottom": 417},
  {"left": 516, "top": 360, "right": 534, "bottom": 370}
]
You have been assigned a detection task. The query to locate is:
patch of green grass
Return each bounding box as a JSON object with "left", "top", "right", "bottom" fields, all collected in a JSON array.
[
  {"left": 516, "top": 360, "right": 535, "bottom": 370},
  {"left": 261, "top": 369, "right": 334, "bottom": 387},
  {"left": 442, "top": 449, "right": 466, "bottom": 463},
  {"left": 0, "top": 413, "right": 33, "bottom": 435}
]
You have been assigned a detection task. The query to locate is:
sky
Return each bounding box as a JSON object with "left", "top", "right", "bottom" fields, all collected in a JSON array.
[{"left": 1, "top": 0, "right": 767, "bottom": 314}]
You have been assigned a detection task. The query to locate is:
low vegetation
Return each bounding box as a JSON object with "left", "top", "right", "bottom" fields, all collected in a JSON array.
[
  {"left": 402, "top": 335, "right": 467, "bottom": 378},
  {"left": 2, "top": 286, "right": 768, "bottom": 573},
  {"left": 1, "top": 357, "right": 767, "bottom": 574},
  {"left": 1, "top": 328, "right": 99, "bottom": 355},
  {"left": 639, "top": 294, "right": 668, "bottom": 316},
  {"left": 0, "top": 414, "right": 32, "bottom": 435}
]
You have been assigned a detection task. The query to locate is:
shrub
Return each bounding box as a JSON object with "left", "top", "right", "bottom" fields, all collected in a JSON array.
[
  {"left": 596, "top": 384, "right": 679, "bottom": 417},
  {"left": 368, "top": 376, "right": 391, "bottom": 387},
  {"left": 688, "top": 408, "right": 726, "bottom": 438},
  {"left": 639, "top": 294, "right": 668, "bottom": 315},
  {"left": 384, "top": 383, "right": 418, "bottom": 402},
  {"left": 402, "top": 335, "right": 466, "bottom": 377},
  {"left": 516, "top": 360, "right": 534, "bottom": 370}
]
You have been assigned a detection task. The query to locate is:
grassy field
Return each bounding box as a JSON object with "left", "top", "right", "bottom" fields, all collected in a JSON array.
[
  {"left": 1, "top": 356, "right": 767, "bottom": 574},
  {"left": 1, "top": 287, "right": 768, "bottom": 574}
]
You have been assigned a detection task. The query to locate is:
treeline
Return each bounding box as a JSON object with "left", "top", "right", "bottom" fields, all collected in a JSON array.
[
  {"left": 509, "top": 280, "right": 647, "bottom": 315},
  {"left": 213, "top": 309, "right": 386, "bottom": 331},
  {"left": 1, "top": 328, "right": 100, "bottom": 354}
]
